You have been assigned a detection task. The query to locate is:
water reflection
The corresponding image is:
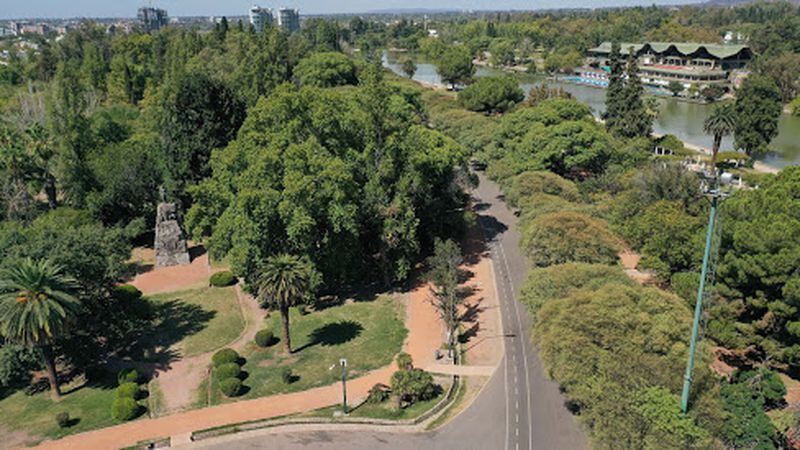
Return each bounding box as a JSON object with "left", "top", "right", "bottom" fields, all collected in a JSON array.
[{"left": 383, "top": 53, "right": 800, "bottom": 169}]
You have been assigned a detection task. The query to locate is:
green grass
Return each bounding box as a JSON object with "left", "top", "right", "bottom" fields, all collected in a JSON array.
[
  {"left": 207, "top": 296, "right": 406, "bottom": 405},
  {"left": 147, "top": 286, "right": 244, "bottom": 357},
  {"left": 0, "top": 374, "right": 131, "bottom": 443}
]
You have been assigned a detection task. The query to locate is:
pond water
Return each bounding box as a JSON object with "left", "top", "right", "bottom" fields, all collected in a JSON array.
[{"left": 383, "top": 53, "right": 800, "bottom": 169}]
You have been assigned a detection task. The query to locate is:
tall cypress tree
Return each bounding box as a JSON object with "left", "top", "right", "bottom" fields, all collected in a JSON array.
[
  {"left": 603, "top": 42, "right": 625, "bottom": 134},
  {"left": 620, "top": 49, "right": 652, "bottom": 138}
]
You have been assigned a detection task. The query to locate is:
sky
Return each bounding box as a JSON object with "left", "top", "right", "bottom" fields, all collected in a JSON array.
[{"left": 0, "top": 0, "right": 705, "bottom": 20}]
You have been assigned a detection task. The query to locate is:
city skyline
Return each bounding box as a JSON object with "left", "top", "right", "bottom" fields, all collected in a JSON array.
[{"left": 2, "top": 0, "right": 706, "bottom": 20}]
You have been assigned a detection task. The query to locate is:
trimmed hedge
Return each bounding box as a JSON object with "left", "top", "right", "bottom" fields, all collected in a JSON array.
[
  {"left": 215, "top": 363, "right": 241, "bottom": 380},
  {"left": 212, "top": 348, "right": 240, "bottom": 367},
  {"left": 210, "top": 271, "right": 237, "bottom": 287},
  {"left": 254, "top": 329, "right": 274, "bottom": 348},
  {"left": 219, "top": 377, "right": 242, "bottom": 397},
  {"left": 114, "top": 284, "right": 143, "bottom": 302},
  {"left": 116, "top": 382, "right": 140, "bottom": 399},
  {"left": 117, "top": 368, "right": 139, "bottom": 384},
  {"left": 111, "top": 397, "right": 140, "bottom": 421}
]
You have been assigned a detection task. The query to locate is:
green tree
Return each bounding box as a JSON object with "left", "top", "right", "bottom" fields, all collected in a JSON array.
[
  {"left": 520, "top": 211, "right": 621, "bottom": 267},
  {"left": 0, "top": 259, "right": 80, "bottom": 399},
  {"left": 427, "top": 239, "right": 463, "bottom": 355},
  {"left": 458, "top": 76, "right": 524, "bottom": 114},
  {"left": 703, "top": 101, "right": 737, "bottom": 167},
  {"left": 256, "top": 254, "right": 318, "bottom": 354},
  {"left": 400, "top": 58, "right": 417, "bottom": 79},
  {"left": 390, "top": 367, "right": 436, "bottom": 408},
  {"left": 157, "top": 71, "right": 245, "bottom": 200},
  {"left": 667, "top": 80, "right": 684, "bottom": 97},
  {"left": 294, "top": 52, "right": 358, "bottom": 88},
  {"left": 603, "top": 42, "right": 625, "bottom": 134},
  {"left": 437, "top": 46, "right": 475, "bottom": 89},
  {"left": 618, "top": 50, "right": 652, "bottom": 138},
  {"left": 734, "top": 75, "right": 782, "bottom": 157},
  {"left": 719, "top": 383, "right": 776, "bottom": 448},
  {"left": 489, "top": 38, "right": 516, "bottom": 67}
]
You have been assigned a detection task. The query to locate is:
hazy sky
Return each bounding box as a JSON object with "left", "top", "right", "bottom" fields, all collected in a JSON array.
[{"left": 1, "top": 0, "right": 703, "bottom": 20}]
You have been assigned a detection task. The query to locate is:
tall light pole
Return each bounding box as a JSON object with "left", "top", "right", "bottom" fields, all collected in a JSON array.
[
  {"left": 339, "top": 358, "right": 348, "bottom": 414},
  {"left": 680, "top": 176, "right": 729, "bottom": 414}
]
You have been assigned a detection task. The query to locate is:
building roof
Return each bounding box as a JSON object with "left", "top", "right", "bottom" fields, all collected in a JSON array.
[{"left": 589, "top": 42, "right": 751, "bottom": 60}]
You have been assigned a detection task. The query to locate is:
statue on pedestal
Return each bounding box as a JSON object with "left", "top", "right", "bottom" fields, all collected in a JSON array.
[{"left": 155, "top": 202, "right": 191, "bottom": 268}]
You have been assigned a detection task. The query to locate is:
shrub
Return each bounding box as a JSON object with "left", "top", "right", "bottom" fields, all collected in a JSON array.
[
  {"left": 116, "top": 382, "right": 140, "bottom": 399},
  {"left": 396, "top": 352, "right": 413, "bottom": 371},
  {"left": 111, "top": 397, "right": 140, "bottom": 421},
  {"left": 215, "top": 363, "right": 241, "bottom": 380},
  {"left": 212, "top": 348, "right": 240, "bottom": 367},
  {"left": 367, "top": 383, "right": 390, "bottom": 404},
  {"left": 117, "top": 368, "right": 139, "bottom": 384},
  {"left": 55, "top": 412, "right": 70, "bottom": 428},
  {"left": 390, "top": 368, "right": 436, "bottom": 407},
  {"left": 209, "top": 271, "right": 237, "bottom": 287},
  {"left": 281, "top": 367, "right": 294, "bottom": 384},
  {"left": 219, "top": 377, "right": 242, "bottom": 397},
  {"left": 254, "top": 329, "right": 275, "bottom": 348},
  {"left": 113, "top": 284, "right": 142, "bottom": 302}
]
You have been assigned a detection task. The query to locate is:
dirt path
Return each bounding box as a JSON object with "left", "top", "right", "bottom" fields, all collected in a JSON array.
[
  {"left": 130, "top": 252, "right": 212, "bottom": 296},
  {"left": 150, "top": 285, "right": 265, "bottom": 414},
  {"left": 619, "top": 249, "right": 656, "bottom": 285}
]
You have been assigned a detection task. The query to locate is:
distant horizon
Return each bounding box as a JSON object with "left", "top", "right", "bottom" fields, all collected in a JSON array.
[{"left": 1, "top": 0, "right": 707, "bottom": 21}]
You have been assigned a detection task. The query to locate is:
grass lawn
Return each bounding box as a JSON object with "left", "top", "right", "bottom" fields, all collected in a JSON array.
[
  {"left": 146, "top": 286, "right": 244, "bottom": 358},
  {"left": 207, "top": 295, "right": 406, "bottom": 405},
  {"left": 0, "top": 373, "right": 127, "bottom": 444}
]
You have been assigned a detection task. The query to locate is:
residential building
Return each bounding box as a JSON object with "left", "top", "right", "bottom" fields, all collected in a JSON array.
[
  {"left": 138, "top": 7, "right": 169, "bottom": 32},
  {"left": 249, "top": 5, "right": 274, "bottom": 33},
  {"left": 579, "top": 42, "right": 753, "bottom": 93},
  {"left": 277, "top": 8, "right": 300, "bottom": 33}
]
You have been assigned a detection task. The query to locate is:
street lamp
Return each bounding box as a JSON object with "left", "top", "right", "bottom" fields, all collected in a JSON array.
[{"left": 330, "top": 358, "right": 348, "bottom": 414}]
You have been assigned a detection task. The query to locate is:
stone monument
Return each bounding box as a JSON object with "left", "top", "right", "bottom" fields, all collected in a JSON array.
[{"left": 155, "top": 202, "right": 191, "bottom": 268}]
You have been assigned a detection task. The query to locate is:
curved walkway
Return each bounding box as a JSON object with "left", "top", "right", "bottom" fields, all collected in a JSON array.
[{"left": 33, "top": 281, "right": 445, "bottom": 450}]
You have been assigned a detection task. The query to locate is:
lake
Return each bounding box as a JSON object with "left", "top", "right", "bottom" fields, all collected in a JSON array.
[{"left": 383, "top": 54, "right": 800, "bottom": 169}]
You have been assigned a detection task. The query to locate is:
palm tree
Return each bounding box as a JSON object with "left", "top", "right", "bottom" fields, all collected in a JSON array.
[
  {"left": 256, "top": 255, "right": 316, "bottom": 354},
  {"left": 703, "top": 102, "right": 737, "bottom": 168},
  {"left": 0, "top": 259, "right": 80, "bottom": 399}
]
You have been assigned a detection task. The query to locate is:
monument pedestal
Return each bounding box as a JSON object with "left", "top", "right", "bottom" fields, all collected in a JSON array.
[{"left": 155, "top": 202, "right": 191, "bottom": 268}]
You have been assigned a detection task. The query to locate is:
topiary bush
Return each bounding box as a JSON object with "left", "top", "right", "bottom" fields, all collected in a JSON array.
[
  {"left": 215, "top": 362, "right": 241, "bottom": 380},
  {"left": 209, "top": 271, "right": 237, "bottom": 287},
  {"left": 116, "top": 382, "right": 140, "bottom": 399},
  {"left": 55, "top": 412, "right": 70, "bottom": 428},
  {"left": 117, "top": 368, "right": 139, "bottom": 384},
  {"left": 254, "top": 329, "right": 275, "bottom": 348},
  {"left": 212, "top": 348, "right": 240, "bottom": 367},
  {"left": 111, "top": 397, "right": 140, "bottom": 421},
  {"left": 219, "top": 377, "right": 242, "bottom": 397},
  {"left": 113, "top": 284, "right": 143, "bottom": 302}
]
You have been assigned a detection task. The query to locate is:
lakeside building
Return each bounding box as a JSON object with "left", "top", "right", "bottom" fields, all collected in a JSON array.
[
  {"left": 277, "top": 8, "right": 300, "bottom": 33},
  {"left": 249, "top": 6, "right": 274, "bottom": 33},
  {"left": 577, "top": 42, "right": 752, "bottom": 94},
  {"left": 138, "top": 7, "right": 169, "bottom": 32}
]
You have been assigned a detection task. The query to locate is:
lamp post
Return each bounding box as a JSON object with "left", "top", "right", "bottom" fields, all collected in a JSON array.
[
  {"left": 680, "top": 174, "right": 730, "bottom": 414},
  {"left": 339, "top": 358, "right": 348, "bottom": 414}
]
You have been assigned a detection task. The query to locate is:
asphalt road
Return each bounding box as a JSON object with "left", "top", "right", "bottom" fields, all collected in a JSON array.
[{"left": 193, "top": 174, "right": 587, "bottom": 450}]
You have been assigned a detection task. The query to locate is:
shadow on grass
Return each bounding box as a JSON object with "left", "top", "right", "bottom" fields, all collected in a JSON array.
[{"left": 294, "top": 321, "right": 364, "bottom": 353}]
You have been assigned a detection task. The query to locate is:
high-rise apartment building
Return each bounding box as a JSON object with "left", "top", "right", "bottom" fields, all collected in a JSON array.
[
  {"left": 138, "top": 7, "right": 168, "bottom": 32},
  {"left": 277, "top": 8, "right": 300, "bottom": 33},
  {"left": 249, "top": 6, "right": 274, "bottom": 33}
]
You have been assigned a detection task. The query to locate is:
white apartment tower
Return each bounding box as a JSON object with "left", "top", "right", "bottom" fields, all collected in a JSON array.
[
  {"left": 277, "top": 8, "right": 300, "bottom": 33},
  {"left": 249, "top": 5, "right": 274, "bottom": 33}
]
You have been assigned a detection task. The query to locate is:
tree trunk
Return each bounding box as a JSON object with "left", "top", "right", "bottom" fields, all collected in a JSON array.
[
  {"left": 281, "top": 306, "right": 292, "bottom": 354},
  {"left": 711, "top": 134, "right": 722, "bottom": 169},
  {"left": 41, "top": 347, "right": 61, "bottom": 400},
  {"left": 44, "top": 175, "right": 57, "bottom": 210}
]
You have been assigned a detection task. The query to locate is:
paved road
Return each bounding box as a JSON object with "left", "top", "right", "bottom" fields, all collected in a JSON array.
[{"left": 193, "top": 174, "right": 587, "bottom": 450}]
